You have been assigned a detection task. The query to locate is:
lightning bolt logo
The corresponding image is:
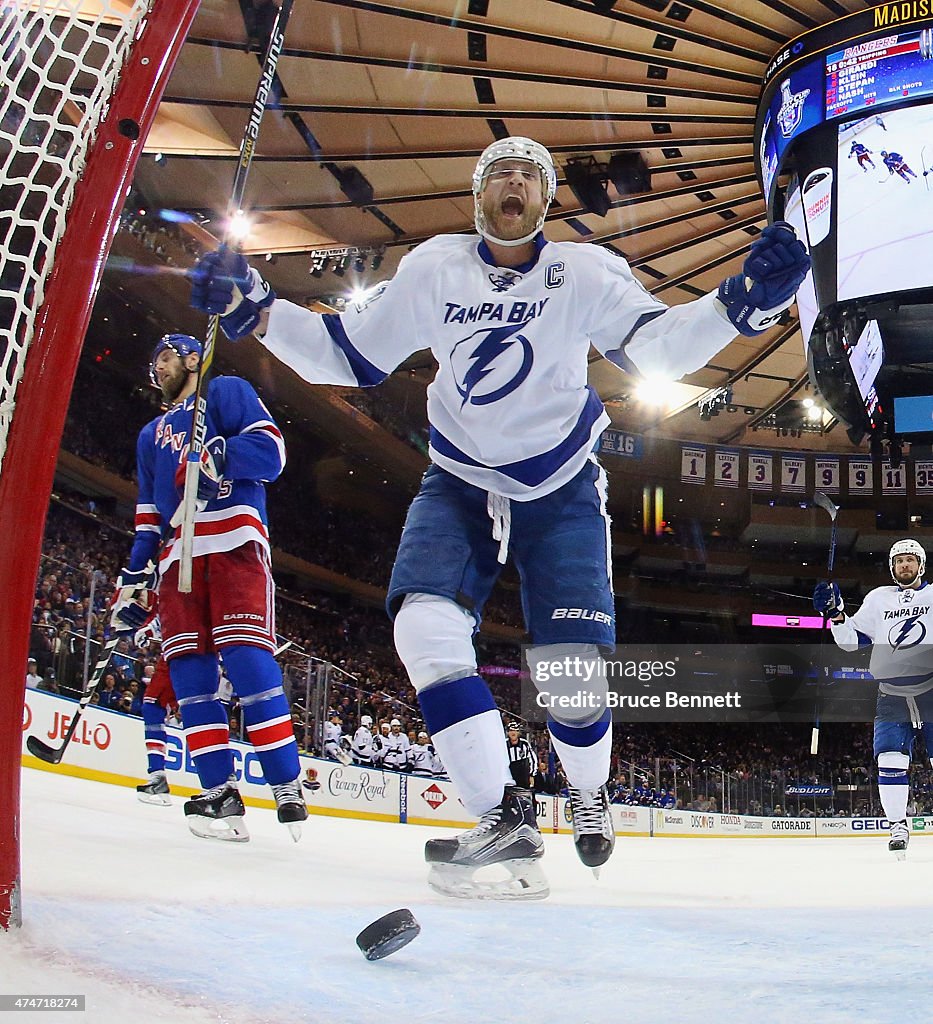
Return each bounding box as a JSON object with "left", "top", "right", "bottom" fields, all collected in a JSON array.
[
  {"left": 452, "top": 322, "right": 534, "bottom": 409},
  {"left": 889, "top": 614, "right": 927, "bottom": 651}
]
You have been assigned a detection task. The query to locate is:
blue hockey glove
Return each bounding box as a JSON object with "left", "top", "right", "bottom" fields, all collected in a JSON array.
[
  {"left": 718, "top": 221, "right": 811, "bottom": 336},
  {"left": 171, "top": 436, "right": 226, "bottom": 528},
  {"left": 110, "top": 564, "right": 158, "bottom": 633},
  {"left": 813, "top": 581, "right": 844, "bottom": 617},
  {"left": 188, "top": 248, "right": 275, "bottom": 340}
]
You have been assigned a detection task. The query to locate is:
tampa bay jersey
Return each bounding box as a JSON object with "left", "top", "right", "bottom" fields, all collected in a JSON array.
[
  {"left": 261, "top": 233, "right": 736, "bottom": 500},
  {"left": 130, "top": 376, "right": 286, "bottom": 573},
  {"left": 831, "top": 582, "right": 933, "bottom": 695}
]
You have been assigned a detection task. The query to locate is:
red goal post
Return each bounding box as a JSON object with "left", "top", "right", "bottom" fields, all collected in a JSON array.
[{"left": 0, "top": 0, "right": 200, "bottom": 930}]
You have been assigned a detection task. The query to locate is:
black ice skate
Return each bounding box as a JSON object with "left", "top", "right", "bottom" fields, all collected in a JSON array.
[
  {"left": 184, "top": 782, "right": 249, "bottom": 843},
  {"left": 424, "top": 786, "right": 548, "bottom": 900},
  {"left": 889, "top": 819, "right": 909, "bottom": 861},
  {"left": 272, "top": 778, "right": 308, "bottom": 842},
  {"left": 136, "top": 770, "right": 171, "bottom": 806},
  {"left": 569, "top": 785, "right": 616, "bottom": 877}
]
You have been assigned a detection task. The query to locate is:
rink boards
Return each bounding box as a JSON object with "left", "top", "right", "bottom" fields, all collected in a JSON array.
[{"left": 20, "top": 689, "right": 932, "bottom": 840}]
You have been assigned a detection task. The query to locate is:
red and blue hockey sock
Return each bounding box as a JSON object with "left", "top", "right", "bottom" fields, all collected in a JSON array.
[
  {"left": 418, "top": 674, "right": 512, "bottom": 816},
  {"left": 141, "top": 697, "right": 168, "bottom": 774},
  {"left": 221, "top": 645, "right": 299, "bottom": 786},
  {"left": 169, "top": 653, "right": 233, "bottom": 790}
]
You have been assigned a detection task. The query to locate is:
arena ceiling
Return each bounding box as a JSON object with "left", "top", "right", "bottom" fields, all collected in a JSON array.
[{"left": 126, "top": 0, "right": 878, "bottom": 455}]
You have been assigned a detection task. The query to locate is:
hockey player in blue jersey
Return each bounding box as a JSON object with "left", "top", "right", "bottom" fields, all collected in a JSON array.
[
  {"left": 848, "top": 140, "right": 875, "bottom": 172},
  {"left": 111, "top": 333, "right": 306, "bottom": 843},
  {"left": 814, "top": 539, "right": 933, "bottom": 860},
  {"left": 189, "top": 136, "right": 810, "bottom": 898},
  {"left": 880, "top": 150, "right": 917, "bottom": 182}
]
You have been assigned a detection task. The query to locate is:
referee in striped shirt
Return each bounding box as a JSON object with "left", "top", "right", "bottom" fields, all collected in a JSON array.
[{"left": 506, "top": 721, "right": 537, "bottom": 789}]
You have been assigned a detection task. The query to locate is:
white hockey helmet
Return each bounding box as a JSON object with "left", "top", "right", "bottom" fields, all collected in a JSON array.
[
  {"left": 472, "top": 136, "right": 557, "bottom": 247},
  {"left": 361, "top": 714, "right": 373, "bottom": 727},
  {"left": 889, "top": 538, "right": 926, "bottom": 582}
]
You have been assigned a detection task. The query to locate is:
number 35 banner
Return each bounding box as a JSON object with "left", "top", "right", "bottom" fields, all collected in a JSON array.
[
  {"left": 781, "top": 456, "right": 806, "bottom": 493},
  {"left": 916, "top": 461, "right": 933, "bottom": 495},
  {"left": 714, "top": 449, "right": 739, "bottom": 489},
  {"left": 681, "top": 446, "right": 707, "bottom": 485}
]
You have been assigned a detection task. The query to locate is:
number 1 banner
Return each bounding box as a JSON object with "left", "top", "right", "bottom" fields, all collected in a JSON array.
[
  {"left": 714, "top": 449, "right": 739, "bottom": 488},
  {"left": 748, "top": 452, "right": 773, "bottom": 492},
  {"left": 781, "top": 455, "right": 806, "bottom": 493},
  {"left": 681, "top": 446, "right": 707, "bottom": 485}
]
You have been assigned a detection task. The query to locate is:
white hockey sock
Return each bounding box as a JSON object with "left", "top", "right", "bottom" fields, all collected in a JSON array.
[
  {"left": 548, "top": 716, "right": 612, "bottom": 793},
  {"left": 877, "top": 751, "right": 910, "bottom": 822}
]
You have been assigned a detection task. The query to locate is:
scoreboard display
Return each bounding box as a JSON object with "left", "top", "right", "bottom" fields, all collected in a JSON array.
[
  {"left": 826, "top": 30, "right": 933, "bottom": 118},
  {"left": 756, "top": 3, "right": 933, "bottom": 445}
]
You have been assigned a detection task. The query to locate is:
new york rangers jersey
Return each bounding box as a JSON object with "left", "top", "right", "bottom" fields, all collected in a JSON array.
[
  {"left": 831, "top": 582, "right": 933, "bottom": 695},
  {"left": 130, "top": 376, "right": 286, "bottom": 573},
  {"left": 262, "top": 233, "right": 737, "bottom": 500}
]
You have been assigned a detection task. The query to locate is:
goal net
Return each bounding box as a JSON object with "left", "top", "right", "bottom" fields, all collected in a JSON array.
[{"left": 0, "top": 0, "right": 200, "bottom": 930}]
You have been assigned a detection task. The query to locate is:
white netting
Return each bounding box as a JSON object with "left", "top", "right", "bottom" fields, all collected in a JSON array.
[{"left": 0, "top": 0, "right": 150, "bottom": 473}]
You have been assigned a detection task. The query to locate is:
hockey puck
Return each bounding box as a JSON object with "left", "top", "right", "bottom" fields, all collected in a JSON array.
[{"left": 356, "top": 908, "right": 421, "bottom": 961}]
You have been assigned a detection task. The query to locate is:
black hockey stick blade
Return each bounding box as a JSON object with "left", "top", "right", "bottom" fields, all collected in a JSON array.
[
  {"left": 813, "top": 491, "right": 839, "bottom": 520},
  {"left": 26, "top": 733, "right": 68, "bottom": 764}
]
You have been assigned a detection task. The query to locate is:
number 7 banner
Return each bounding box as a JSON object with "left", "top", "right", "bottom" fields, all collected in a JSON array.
[{"left": 781, "top": 455, "right": 806, "bottom": 493}]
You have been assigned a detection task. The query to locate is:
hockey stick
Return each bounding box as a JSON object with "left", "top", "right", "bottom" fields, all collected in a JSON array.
[
  {"left": 811, "top": 490, "right": 839, "bottom": 755},
  {"left": 177, "top": 0, "right": 294, "bottom": 593},
  {"left": 26, "top": 635, "right": 121, "bottom": 764}
]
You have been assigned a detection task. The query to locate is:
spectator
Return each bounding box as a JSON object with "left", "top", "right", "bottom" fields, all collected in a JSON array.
[{"left": 25, "top": 658, "right": 42, "bottom": 690}]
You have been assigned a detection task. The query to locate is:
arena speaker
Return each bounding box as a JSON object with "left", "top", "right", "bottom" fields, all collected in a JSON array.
[
  {"left": 608, "top": 152, "right": 652, "bottom": 195},
  {"left": 564, "top": 157, "right": 611, "bottom": 217}
]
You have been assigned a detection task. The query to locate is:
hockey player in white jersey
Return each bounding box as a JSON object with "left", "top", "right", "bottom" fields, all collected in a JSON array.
[
  {"left": 409, "top": 731, "right": 435, "bottom": 775},
  {"left": 814, "top": 539, "right": 933, "bottom": 859},
  {"left": 322, "top": 710, "right": 351, "bottom": 765},
  {"left": 351, "top": 714, "right": 375, "bottom": 766},
  {"left": 380, "top": 718, "right": 412, "bottom": 772},
  {"left": 190, "top": 135, "right": 810, "bottom": 899}
]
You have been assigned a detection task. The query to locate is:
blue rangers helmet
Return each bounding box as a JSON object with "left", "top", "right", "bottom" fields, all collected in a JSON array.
[
  {"left": 889, "top": 538, "right": 925, "bottom": 582},
  {"left": 149, "top": 333, "right": 202, "bottom": 386},
  {"left": 472, "top": 136, "right": 557, "bottom": 247}
]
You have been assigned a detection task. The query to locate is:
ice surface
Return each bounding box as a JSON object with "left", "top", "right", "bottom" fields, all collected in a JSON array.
[{"left": 3, "top": 768, "right": 932, "bottom": 1024}]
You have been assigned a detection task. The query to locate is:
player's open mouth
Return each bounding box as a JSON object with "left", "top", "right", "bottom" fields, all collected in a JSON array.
[{"left": 501, "top": 195, "right": 524, "bottom": 216}]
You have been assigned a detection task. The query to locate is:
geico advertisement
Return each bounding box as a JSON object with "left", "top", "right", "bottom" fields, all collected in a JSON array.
[{"left": 22, "top": 689, "right": 400, "bottom": 816}]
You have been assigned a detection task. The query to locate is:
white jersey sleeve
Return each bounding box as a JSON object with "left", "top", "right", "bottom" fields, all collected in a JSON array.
[{"left": 579, "top": 244, "right": 737, "bottom": 380}]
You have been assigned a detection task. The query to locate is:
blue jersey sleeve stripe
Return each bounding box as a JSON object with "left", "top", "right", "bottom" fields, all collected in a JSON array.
[
  {"left": 602, "top": 309, "right": 668, "bottom": 375},
  {"left": 430, "top": 386, "right": 605, "bottom": 487},
  {"left": 322, "top": 313, "right": 389, "bottom": 387},
  {"left": 856, "top": 630, "right": 872, "bottom": 647}
]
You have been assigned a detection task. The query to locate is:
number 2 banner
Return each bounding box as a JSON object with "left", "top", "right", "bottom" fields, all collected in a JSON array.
[
  {"left": 681, "top": 446, "right": 707, "bottom": 485},
  {"left": 714, "top": 450, "right": 739, "bottom": 488}
]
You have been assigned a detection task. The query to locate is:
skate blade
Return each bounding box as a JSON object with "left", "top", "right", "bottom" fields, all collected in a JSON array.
[
  {"left": 591, "top": 866, "right": 602, "bottom": 881},
  {"left": 186, "top": 814, "right": 250, "bottom": 843},
  {"left": 893, "top": 849, "right": 907, "bottom": 862},
  {"left": 427, "top": 859, "right": 549, "bottom": 901},
  {"left": 137, "top": 792, "right": 172, "bottom": 806},
  {"left": 286, "top": 822, "right": 302, "bottom": 843}
]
